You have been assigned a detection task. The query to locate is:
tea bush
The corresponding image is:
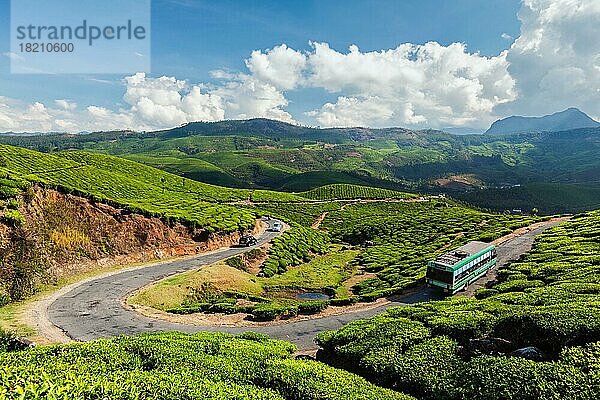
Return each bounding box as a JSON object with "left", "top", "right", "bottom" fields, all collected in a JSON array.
[
  {"left": 317, "top": 212, "right": 600, "bottom": 399},
  {"left": 0, "top": 331, "right": 412, "bottom": 400}
]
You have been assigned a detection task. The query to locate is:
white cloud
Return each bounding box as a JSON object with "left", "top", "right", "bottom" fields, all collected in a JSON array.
[
  {"left": 0, "top": 71, "right": 292, "bottom": 132},
  {"left": 0, "top": 0, "right": 597, "bottom": 132},
  {"left": 54, "top": 99, "right": 77, "bottom": 111},
  {"left": 0, "top": 40, "right": 521, "bottom": 131},
  {"left": 501, "top": 33, "right": 514, "bottom": 41},
  {"left": 308, "top": 96, "right": 425, "bottom": 128},
  {"left": 2, "top": 52, "right": 25, "bottom": 62},
  {"left": 211, "top": 72, "right": 294, "bottom": 123},
  {"left": 303, "top": 42, "right": 515, "bottom": 127},
  {"left": 245, "top": 44, "right": 307, "bottom": 90},
  {"left": 502, "top": 0, "right": 600, "bottom": 119},
  {"left": 122, "top": 72, "right": 224, "bottom": 127}
]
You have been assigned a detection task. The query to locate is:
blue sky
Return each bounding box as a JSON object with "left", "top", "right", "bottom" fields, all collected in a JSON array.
[
  {"left": 0, "top": 0, "right": 520, "bottom": 104},
  {"left": 0, "top": 0, "right": 598, "bottom": 132}
]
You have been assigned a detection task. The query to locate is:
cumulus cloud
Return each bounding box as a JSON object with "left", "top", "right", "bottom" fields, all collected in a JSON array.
[
  {"left": 502, "top": 0, "right": 600, "bottom": 119},
  {"left": 0, "top": 72, "right": 292, "bottom": 132},
  {"left": 2, "top": 52, "right": 25, "bottom": 62},
  {"left": 302, "top": 42, "right": 516, "bottom": 127},
  {"left": 308, "top": 96, "right": 424, "bottom": 128},
  {"left": 122, "top": 72, "right": 224, "bottom": 127},
  {"left": 211, "top": 72, "right": 294, "bottom": 123},
  {"left": 0, "top": 0, "right": 597, "bottom": 132},
  {"left": 54, "top": 99, "right": 78, "bottom": 111},
  {"left": 245, "top": 44, "right": 307, "bottom": 90}
]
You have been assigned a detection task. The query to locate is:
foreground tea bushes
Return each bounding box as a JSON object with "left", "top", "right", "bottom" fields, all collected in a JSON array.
[
  {"left": 317, "top": 211, "right": 600, "bottom": 399},
  {"left": 0, "top": 331, "right": 413, "bottom": 400}
]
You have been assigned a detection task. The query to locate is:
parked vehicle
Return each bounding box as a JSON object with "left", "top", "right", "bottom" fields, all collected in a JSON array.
[
  {"left": 239, "top": 234, "right": 258, "bottom": 247},
  {"left": 270, "top": 222, "right": 283, "bottom": 232}
]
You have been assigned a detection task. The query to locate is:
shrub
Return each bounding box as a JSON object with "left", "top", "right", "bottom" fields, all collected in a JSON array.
[
  {"left": 208, "top": 302, "right": 236, "bottom": 314},
  {"left": 493, "top": 305, "right": 600, "bottom": 354},
  {"left": 0, "top": 329, "right": 29, "bottom": 352},
  {"left": 261, "top": 227, "right": 330, "bottom": 277},
  {"left": 0, "top": 186, "right": 20, "bottom": 200},
  {"left": 0, "top": 332, "right": 415, "bottom": 399},
  {"left": 251, "top": 303, "right": 299, "bottom": 321},
  {"left": 6, "top": 199, "right": 19, "bottom": 210},
  {"left": 474, "top": 288, "right": 499, "bottom": 299},
  {"left": 260, "top": 359, "right": 414, "bottom": 400},
  {"left": 225, "top": 256, "right": 245, "bottom": 269},
  {"left": 427, "top": 310, "right": 497, "bottom": 343},
  {"left": 451, "top": 356, "right": 595, "bottom": 400},
  {"left": 0, "top": 209, "right": 25, "bottom": 226},
  {"left": 166, "top": 302, "right": 211, "bottom": 314},
  {"left": 0, "top": 290, "right": 9, "bottom": 307},
  {"left": 330, "top": 297, "right": 359, "bottom": 306},
  {"left": 493, "top": 279, "right": 545, "bottom": 293},
  {"left": 298, "top": 300, "right": 330, "bottom": 315}
]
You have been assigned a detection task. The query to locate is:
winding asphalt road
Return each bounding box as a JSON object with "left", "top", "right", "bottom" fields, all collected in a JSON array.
[{"left": 47, "top": 218, "right": 566, "bottom": 350}]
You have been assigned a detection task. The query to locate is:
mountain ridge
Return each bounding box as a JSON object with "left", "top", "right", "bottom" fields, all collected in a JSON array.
[{"left": 485, "top": 108, "right": 600, "bottom": 135}]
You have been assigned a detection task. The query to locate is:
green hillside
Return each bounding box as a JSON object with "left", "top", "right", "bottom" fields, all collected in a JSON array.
[
  {"left": 455, "top": 182, "right": 600, "bottom": 214},
  {"left": 317, "top": 211, "right": 600, "bottom": 399},
  {"left": 2, "top": 121, "right": 598, "bottom": 213},
  {"left": 0, "top": 145, "right": 307, "bottom": 233},
  {"left": 301, "top": 184, "right": 418, "bottom": 200},
  {"left": 320, "top": 201, "right": 538, "bottom": 298}
]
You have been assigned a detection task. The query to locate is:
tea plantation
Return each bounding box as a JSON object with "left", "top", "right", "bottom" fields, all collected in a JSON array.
[
  {"left": 300, "top": 184, "right": 418, "bottom": 201},
  {"left": 0, "top": 175, "right": 29, "bottom": 226},
  {"left": 0, "top": 145, "right": 309, "bottom": 233},
  {"left": 0, "top": 331, "right": 413, "bottom": 400},
  {"left": 321, "top": 200, "right": 539, "bottom": 298},
  {"left": 317, "top": 211, "right": 600, "bottom": 399},
  {"left": 138, "top": 198, "right": 537, "bottom": 321},
  {"left": 262, "top": 227, "right": 330, "bottom": 277}
]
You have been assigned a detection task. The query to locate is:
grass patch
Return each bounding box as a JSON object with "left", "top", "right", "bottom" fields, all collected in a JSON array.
[
  {"left": 130, "top": 262, "right": 262, "bottom": 311},
  {"left": 0, "top": 302, "right": 35, "bottom": 337},
  {"left": 261, "top": 246, "right": 359, "bottom": 294},
  {"left": 129, "top": 247, "right": 360, "bottom": 314}
]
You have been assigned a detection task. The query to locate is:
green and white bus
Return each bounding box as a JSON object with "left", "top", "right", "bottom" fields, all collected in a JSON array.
[{"left": 425, "top": 241, "right": 497, "bottom": 294}]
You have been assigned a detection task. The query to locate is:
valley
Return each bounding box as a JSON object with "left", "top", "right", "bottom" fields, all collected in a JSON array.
[
  {"left": 25, "top": 215, "right": 560, "bottom": 352},
  {"left": 0, "top": 124, "right": 599, "bottom": 400},
  {"left": 3, "top": 120, "right": 600, "bottom": 214}
]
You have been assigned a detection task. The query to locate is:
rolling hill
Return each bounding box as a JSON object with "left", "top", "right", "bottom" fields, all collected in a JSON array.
[
  {"left": 0, "top": 144, "right": 308, "bottom": 233},
  {"left": 2, "top": 121, "right": 600, "bottom": 214}
]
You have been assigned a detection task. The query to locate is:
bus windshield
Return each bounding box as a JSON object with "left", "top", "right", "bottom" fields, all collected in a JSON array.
[{"left": 426, "top": 265, "right": 453, "bottom": 284}]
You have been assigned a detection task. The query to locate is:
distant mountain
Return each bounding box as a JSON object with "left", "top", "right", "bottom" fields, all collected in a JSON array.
[
  {"left": 486, "top": 108, "right": 600, "bottom": 135},
  {"left": 155, "top": 118, "right": 436, "bottom": 142}
]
